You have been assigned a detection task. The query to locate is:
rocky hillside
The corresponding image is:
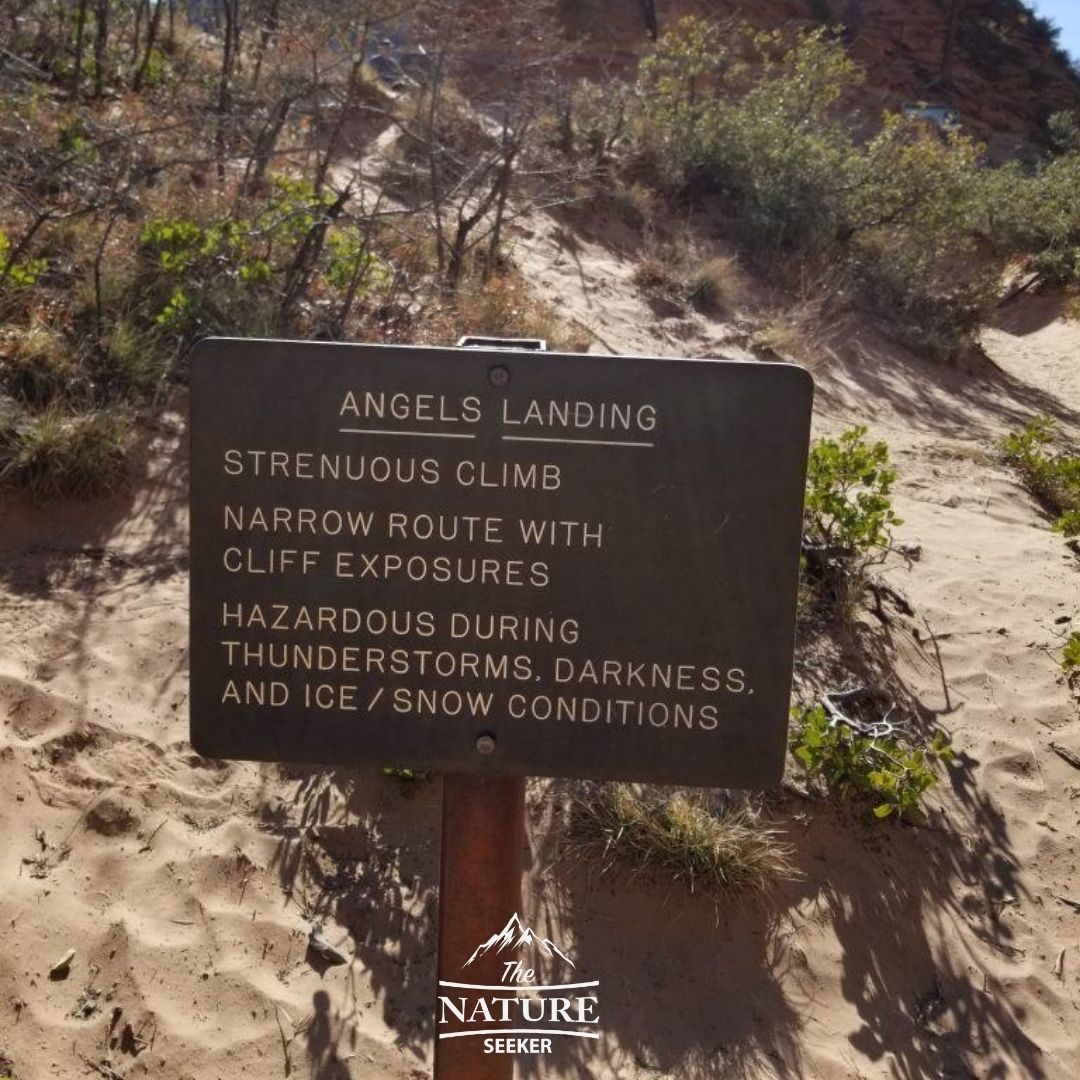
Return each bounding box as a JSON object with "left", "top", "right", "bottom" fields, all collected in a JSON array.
[{"left": 560, "top": 0, "right": 1080, "bottom": 158}]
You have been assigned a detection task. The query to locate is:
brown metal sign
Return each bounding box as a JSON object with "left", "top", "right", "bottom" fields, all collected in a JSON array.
[{"left": 189, "top": 338, "right": 812, "bottom": 787}]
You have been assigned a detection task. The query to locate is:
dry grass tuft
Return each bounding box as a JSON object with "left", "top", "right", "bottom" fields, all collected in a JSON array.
[
  {"left": 0, "top": 408, "right": 130, "bottom": 500},
  {"left": 750, "top": 295, "right": 842, "bottom": 368},
  {"left": 2, "top": 322, "right": 76, "bottom": 407},
  {"left": 568, "top": 782, "right": 795, "bottom": 897},
  {"left": 632, "top": 240, "right": 747, "bottom": 321},
  {"left": 685, "top": 254, "right": 745, "bottom": 316},
  {"left": 423, "top": 273, "right": 589, "bottom": 352},
  {"left": 630, "top": 252, "right": 674, "bottom": 293},
  {"left": 609, "top": 179, "right": 656, "bottom": 231}
]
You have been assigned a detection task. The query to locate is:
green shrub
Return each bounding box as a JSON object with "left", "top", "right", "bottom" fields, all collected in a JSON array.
[
  {"left": 0, "top": 408, "right": 129, "bottom": 499},
  {"left": 637, "top": 16, "right": 735, "bottom": 181},
  {"left": 326, "top": 227, "right": 392, "bottom": 293},
  {"left": 0, "top": 227, "right": 47, "bottom": 288},
  {"left": 791, "top": 706, "right": 952, "bottom": 822},
  {"left": 136, "top": 179, "right": 358, "bottom": 336},
  {"left": 570, "top": 78, "right": 639, "bottom": 160},
  {"left": 637, "top": 18, "right": 1080, "bottom": 353},
  {"left": 1047, "top": 110, "right": 1080, "bottom": 155},
  {"left": 985, "top": 151, "right": 1080, "bottom": 288},
  {"left": 140, "top": 217, "right": 218, "bottom": 273},
  {"left": 999, "top": 416, "right": 1080, "bottom": 536},
  {"left": 154, "top": 284, "right": 193, "bottom": 331},
  {"left": 801, "top": 425, "right": 902, "bottom": 614},
  {"left": 641, "top": 21, "right": 859, "bottom": 249},
  {"left": 1063, "top": 631, "right": 1080, "bottom": 682},
  {"left": 569, "top": 782, "right": 794, "bottom": 895},
  {"left": 845, "top": 115, "right": 995, "bottom": 356},
  {"left": 804, "top": 425, "right": 902, "bottom": 556}
]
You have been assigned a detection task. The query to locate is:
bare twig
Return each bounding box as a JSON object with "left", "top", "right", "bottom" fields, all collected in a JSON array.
[
  {"left": 1049, "top": 743, "right": 1080, "bottom": 771},
  {"left": 79, "top": 1054, "right": 124, "bottom": 1080},
  {"left": 274, "top": 1003, "right": 293, "bottom": 1076},
  {"left": 139, "top": 818, "right": 167, "bottom": 852}
]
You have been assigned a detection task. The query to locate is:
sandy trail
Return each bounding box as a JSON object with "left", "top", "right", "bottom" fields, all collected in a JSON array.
[{"left": 1, "top": 217, "right": 1079, "bottom": 1079}]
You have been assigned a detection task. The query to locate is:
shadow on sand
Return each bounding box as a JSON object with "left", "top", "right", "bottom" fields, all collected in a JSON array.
[
  {"left": 262, "top": 766, "right": 441, "bottom": 1078},
  {"left": 266, "top": 569, "right": 1042, "bottom": 1079},
  {"left": 815, "top": 321, "right": 1080, "bottom": 441},
  {"left": 269, "top": 707, "right": 1040, "bottom": 1080}
]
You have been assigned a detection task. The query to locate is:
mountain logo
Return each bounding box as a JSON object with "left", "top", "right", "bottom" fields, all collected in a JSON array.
[
  {"left": 437, "top": 911, "right": 600, "bottom": 1054},
  {"left": 463, "top": 913, "right": 575, "bottom": 969}
]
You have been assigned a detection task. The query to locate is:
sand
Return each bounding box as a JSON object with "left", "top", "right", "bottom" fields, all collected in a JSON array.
[{"left": 2, "top": 220, "right": 1080, "bottom": 1079}]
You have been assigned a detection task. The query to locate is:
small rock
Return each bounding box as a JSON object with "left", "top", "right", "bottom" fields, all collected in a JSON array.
[
  {"left": 308, "top": 929, "right": 349, "bottom": 966},
  {"left": 896, "top": 541, "right": 922, "bottom": 560},
  {"left": 49, "top": 949, "right": 75, "bottom": 980},
  {"left": 74, "top": 986, "right": 101, "bottom": 1019},
  {"left": 1055, "top": 614, "right": 1072, "bottom": 625}
]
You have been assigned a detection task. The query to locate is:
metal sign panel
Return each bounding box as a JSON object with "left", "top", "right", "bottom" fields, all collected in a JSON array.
[{"left": 189, "top": 339, "right": 813, "bottom": 787}]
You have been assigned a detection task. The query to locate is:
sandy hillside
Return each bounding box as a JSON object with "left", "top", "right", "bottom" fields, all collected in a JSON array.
[{"left": 2, "top": 218, "right": 1080, "bottom": 1080}]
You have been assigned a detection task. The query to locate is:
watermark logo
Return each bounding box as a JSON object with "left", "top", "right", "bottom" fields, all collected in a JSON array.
[{"left": 437, "top": 913, "right": 600, "bottom": 1055}]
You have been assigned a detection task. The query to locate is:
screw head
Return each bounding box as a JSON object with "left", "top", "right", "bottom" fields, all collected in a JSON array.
[
  {"left": 488, "top": 365, "right": 510, "bottom": 388},
  {"left": 475, "top": 733, "right": 497, "bottom": 755}
]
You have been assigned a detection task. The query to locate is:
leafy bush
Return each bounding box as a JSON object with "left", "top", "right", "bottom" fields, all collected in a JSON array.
[
  {"left": 988, "top": 151, "right": 1080, "bottom": 288},
  {"left": 0, "top": 227, "right": 47, "bottom": 288},
  {"left": 1063, "top": 631, "right": 1080, "bottom": 683},
  {"left": 1047, "top": 110, "right": 1080, "bottom": 155},
  {"left": 845, "top": 115, "right": 995, "bottom": 357},
  {"left": 153, "top": 284, "right": 192, "bottom": 331},
  {"left": 804, "top": 425, "right": 902, "bottom": 556},
  {"left": 637, "top": 18, "right": 1080, "bottom": 353},
  {"left": 801, "top": 425, "right": 902, "bottom": 614},
  {"left": 999, "top": 416, "right": 1080, "bottom": 536},
  {"left": 641, "top": 21, "right": 859, "bottom": 250},
  {"left": 569, "top": 782, "right": 794, "bottom": 895},
  {"left": 571, "top": 78, "right": 639, "bottom": 160},
  {"left": 791, "top": 706, "right": 953, "bottom": 821},
  {"left": 326, "top": 227, "right": 392, "bottom": 293},
  {"left": 637, "top": 16, "right": 735, "bottom": 181}
]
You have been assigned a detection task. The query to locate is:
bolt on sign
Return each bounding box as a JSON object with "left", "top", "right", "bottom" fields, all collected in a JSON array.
[{"left": 189, "top": 339, "right": 813, "bottom": 788}]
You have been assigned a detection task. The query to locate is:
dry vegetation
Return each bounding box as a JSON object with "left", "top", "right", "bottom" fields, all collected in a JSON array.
[
  {"left": 1, "top": 0, "right": 1079, "bottom": 893},
  {"left": 3, "top": 5, "right": 1080, "bottom": 496},
  {"left": 568, "top": 783, "right": 795, "bottom": 898},
  {"left": 0, "top": 0, "right": 590, "bottom": 496}
]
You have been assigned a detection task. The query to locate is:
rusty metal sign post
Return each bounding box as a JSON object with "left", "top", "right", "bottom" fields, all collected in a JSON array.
[
  {"left": 437, "top": 338, "right": 536, "bottom": 1080},
  {"left": 436, "top": 773, "right": 525, "bottom": 1080},
  {"left": 188, "top": 334, "right": 813, "bottom": 1079},
  {"left": 437, "top": 338, "right": 535, "bottom": 1080}
]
